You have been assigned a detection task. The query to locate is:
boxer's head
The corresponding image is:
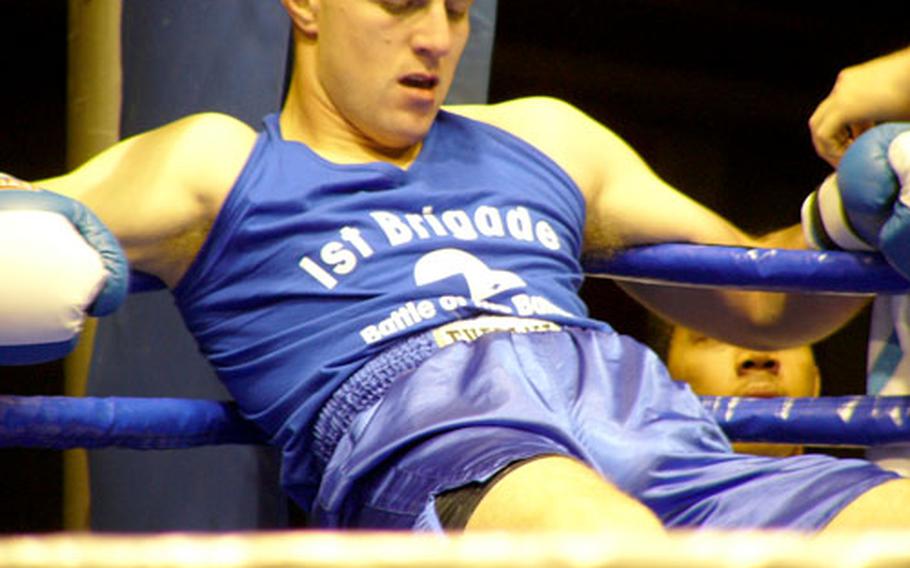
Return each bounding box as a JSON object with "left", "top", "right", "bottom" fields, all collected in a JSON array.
[
  {"left": 666, "top": 325, "right": 820, "bottom": 457},
  {"left": 282, "top": 0, "right": 473, "bottom": 154}
]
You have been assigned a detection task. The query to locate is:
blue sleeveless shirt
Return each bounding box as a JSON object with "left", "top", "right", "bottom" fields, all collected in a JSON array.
[{"left": 172, "top": 110, "right": 607, "bottom": 465}]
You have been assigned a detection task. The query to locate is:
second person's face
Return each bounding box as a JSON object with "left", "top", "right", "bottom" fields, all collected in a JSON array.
[{"left": 666, "top": 326, "right": 820, "bottom": 400}]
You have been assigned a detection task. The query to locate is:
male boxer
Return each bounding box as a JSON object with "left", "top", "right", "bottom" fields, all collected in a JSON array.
[{"left": 4, "top": 0, "right": 910, "bottom": 533}]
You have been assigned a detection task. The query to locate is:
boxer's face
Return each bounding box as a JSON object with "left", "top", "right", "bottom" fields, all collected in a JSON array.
[
  {"left": 666, "top": 326, "right": 820, "bottom": 400},
  {"left": 302, "top": 0, "right": 472, "bottom": 151}
]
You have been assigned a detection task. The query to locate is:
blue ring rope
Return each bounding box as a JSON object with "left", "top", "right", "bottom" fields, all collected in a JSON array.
[
  {"left": 133, "top": 245, "right": 910, "bottom": 294},
  {"left": 583, "top": 244, "right": 910, "bottom": 294},
  {"left": 1, "top": 394, "right": 908, "bottom": 449}
]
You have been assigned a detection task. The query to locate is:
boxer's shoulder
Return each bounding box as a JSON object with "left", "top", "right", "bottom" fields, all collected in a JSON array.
[
  {"left": 44, "top": 112, "right": 258, "bottom": 209},
  {"left": 172, "top": 112, "right": 257, "bottom": 151},
  {"left": 449, "top": 97, "right": 583, "bottom": 143},
  {"left": 165, "top": 112, "right": 259, "bottom": 212},
  {"left": 125, "top": 113, "right": 258, "bottom": 286},
  {"left": 121, "top": 113, "right": 257, "bottom": 235},
  {"left": 159, "top": 112, "right": 256, "bottom": 188},
  {"left": 447, "top": 97, "right": 599, "bottom": 189}
]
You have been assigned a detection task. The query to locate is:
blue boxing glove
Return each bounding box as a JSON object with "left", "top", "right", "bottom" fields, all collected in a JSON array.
[
  {"left": 878, "top": 130, "right": 910, "bottom": 279},
  {"left": 801, "top": 123, "right": 910, "bottom": 252},
  {"left": 0, "top": 180, "right": 129, "bottom": 364}
]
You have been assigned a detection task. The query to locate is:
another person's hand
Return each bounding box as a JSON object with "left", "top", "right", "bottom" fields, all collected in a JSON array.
[{"left": 809, "top": 47, "right": 910, "bottom": 167}]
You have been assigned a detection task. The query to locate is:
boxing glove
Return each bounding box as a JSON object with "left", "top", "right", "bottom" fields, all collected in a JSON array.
[
  {"left": 879, "top": 129, "right": 910, "bottom": 278},
  {"left": 801, "top": 122, "right": 910, "bottom": 251},
  {"left": 0, "top": 184, "right": 129, "bottom": 364},
  {"left": 801, "top": 172, "right": 875, "bottom": 251}
]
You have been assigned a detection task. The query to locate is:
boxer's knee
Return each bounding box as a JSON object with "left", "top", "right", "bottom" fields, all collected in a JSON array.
[
  {"left": 824, "top": 478, "right": 910, "bottom": 531},
  {"left": 464, "top": 455, "right": 664, "bottom": 534}
]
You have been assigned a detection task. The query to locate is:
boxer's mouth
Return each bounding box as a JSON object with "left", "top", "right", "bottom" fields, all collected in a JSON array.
[{"left": 400, "top": 73, "right": 439, "bottom": 90}]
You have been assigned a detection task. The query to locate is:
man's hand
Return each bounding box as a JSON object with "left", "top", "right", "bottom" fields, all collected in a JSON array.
[{"left": 810, "top": 47, "right": 910, "bottom": 167}]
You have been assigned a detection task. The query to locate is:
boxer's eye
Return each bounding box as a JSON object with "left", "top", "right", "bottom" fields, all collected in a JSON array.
[
  {"left": 378, "top": 0, "right": 424, "bottom": 15},
  {"left": 445, "top": 0, "right": 473, "bottom": 19}
]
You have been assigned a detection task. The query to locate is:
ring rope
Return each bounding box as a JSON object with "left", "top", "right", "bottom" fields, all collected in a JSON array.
[
  {"left": 701, "top": 395, "right": 910, "bottom": 447},
  {"left": 131, "top": 245, "right": 910, "bottom": 294},
  {"left": 583, "top": 244, "right": 910, "bottom": 294},
  {"left": 0, "top": 395, "right": 266, "bottom": 449},
  {"left": 2, "top": 394, "right": 909, "bottom": 449}
]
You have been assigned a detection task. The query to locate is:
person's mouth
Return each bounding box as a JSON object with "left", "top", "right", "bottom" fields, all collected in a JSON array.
[
  {"left": 738, "top": 381, "right": 784, "bottom": 398},
  {"left": 399, "top": 73, "right": 440, "bottom": 91}
]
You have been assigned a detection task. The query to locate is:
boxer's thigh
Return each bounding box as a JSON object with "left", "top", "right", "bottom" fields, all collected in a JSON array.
[
  {"left": 465, "top": 455, "right": 663, "bottom": 533},
  {"left": 824, "top": 477, "right": 910, "bottom": 531},
  {"left": 341, "top": 328, "right": 676, "bottom": 532},
  {"left": 314, "top": 333, "right": 583, "bottom": 529},
  {"left": 552, "top": 328, "right": 901, "bottom": 531},
  {"left": 344, "top": 425, "right": 571, "bottom": 530},
  {"left": 640, "top": 450, "right": 899, "bottom": 530}
]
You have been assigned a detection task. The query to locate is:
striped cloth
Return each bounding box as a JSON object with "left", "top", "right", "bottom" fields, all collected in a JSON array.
[{"left": 866, "top": 296, "right": 910, "bottom": 475}]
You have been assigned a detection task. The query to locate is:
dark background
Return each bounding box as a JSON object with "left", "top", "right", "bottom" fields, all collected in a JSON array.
[
  {"left": 0, "top": 0, "right": 68, "bottom": 533},
  {"left": 1, "top": 0, "right": 908, "bottom": 532}
]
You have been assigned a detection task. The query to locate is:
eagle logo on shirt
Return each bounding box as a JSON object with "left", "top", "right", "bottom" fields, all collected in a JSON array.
[{"left": 414, "top": 248, "right": 527, "bottom": 302}]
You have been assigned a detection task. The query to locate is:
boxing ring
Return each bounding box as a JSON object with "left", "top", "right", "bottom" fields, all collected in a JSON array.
[
  {"left": 3, "top": 244, "right": 910, "bottom": 566},
  {"left": 7, "top": 2, "right": 908, "bottom": 566}
]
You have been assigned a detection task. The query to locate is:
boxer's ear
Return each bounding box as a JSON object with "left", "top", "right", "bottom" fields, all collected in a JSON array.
[{"left": 282, "top": 0, "right": 319, "bottom": 39}]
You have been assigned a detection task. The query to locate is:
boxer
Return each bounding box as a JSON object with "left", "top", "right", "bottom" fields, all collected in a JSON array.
[{"left": 4, "top": 0, "right": 910, "bottom": 534}]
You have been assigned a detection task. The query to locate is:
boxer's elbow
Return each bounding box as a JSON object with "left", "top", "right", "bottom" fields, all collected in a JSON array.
[{"left": 727, "top": 289, "right": 870, "bottom": 350}]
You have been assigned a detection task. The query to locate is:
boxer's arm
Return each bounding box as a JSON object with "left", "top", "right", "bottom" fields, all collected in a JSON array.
[
  {"left": 36, "top": 112, "right": 257, "bottom": 287},
  {"left": 452, "top": 98, "right": 748, "bottom": 248},
  {"left": 459, "top": 97, "right": 867, "bottom": 349},
  {"left": 0, "top": 113, "right": 254, "bottom": 363},
  {"left": 615, "top": 226, "right": 869, "bottom": 351}
]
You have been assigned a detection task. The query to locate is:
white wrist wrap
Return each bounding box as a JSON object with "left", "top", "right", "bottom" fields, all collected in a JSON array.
[
  {"left": 801, "top": 173, "right": 875, "bottom": 251},
  {"left": 890, "top": 131, "right": 910, "bottom": 208}
]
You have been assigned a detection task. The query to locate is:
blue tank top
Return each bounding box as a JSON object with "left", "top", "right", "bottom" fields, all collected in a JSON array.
[{"left": 173, "top": 110, "right": 607, "bottom": 449}]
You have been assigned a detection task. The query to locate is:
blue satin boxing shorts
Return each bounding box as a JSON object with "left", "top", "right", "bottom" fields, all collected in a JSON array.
[{"left": 308, "top": 317, "right": 898, "bottom": 530}]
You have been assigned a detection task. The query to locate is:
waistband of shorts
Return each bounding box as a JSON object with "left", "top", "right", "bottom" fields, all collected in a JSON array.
[
  {"left": 310, "top": 316, "right": 563, "bottom": 468},
  {"left": 311, "top": 330, "right": 438, "bottom": 467}
]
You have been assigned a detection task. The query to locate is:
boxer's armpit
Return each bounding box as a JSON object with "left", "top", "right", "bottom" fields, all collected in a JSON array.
[{"left": 127, "top": 220, "right": 215, "bottom": 288}]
